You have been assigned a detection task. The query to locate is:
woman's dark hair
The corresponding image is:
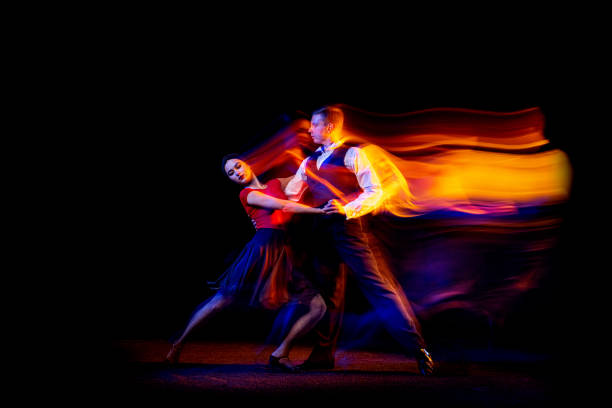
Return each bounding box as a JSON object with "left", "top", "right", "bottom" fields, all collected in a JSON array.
[{"left": 221, "top": 153, "right": 241, "bottom": 176}]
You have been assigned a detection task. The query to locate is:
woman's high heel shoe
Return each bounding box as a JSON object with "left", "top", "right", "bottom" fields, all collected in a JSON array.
[
  {"left": 268, "top": 355, "right": 298, "bottom": 372},
  {"left": 165, "top": 342, "right": 184, "bottom": 364}
]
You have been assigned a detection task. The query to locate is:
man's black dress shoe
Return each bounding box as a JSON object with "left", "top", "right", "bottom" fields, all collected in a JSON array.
[
  {"left": 416, "top": 348, "right": 435, "bottom": 376},
  {"left": 296, "top": 359, "right": 335, "bottom": 370},
  {"left": 268, "top": 355, "right": 298, "bottom": 372}
]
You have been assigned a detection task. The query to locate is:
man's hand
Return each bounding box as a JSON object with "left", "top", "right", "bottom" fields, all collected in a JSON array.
[{"left": 322, "top": 199, "right": 346, "bottom": 215}]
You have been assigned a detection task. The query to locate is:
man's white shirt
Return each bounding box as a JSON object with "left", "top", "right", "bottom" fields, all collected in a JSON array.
[{"left": 284, "top": 141, "right": 383, "bottom": 219}]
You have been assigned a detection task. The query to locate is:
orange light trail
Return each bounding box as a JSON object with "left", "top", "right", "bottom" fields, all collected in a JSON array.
[
  {"left": 238, "top": 106, "right": 571, "bottom": 218},
  {"left": 236, "top": 105, "right": 571, "bottom": 332}
]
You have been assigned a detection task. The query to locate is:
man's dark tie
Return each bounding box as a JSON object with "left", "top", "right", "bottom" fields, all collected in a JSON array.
[{"left": 311, "top": 149, "right": 323, "bottom": 160}]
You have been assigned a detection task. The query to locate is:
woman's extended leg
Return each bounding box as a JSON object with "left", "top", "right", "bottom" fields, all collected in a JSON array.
[
  {"left": 165, "top": 292, "right": 233, "bottom": 363},
  {"left": 269, "top": 294, "right": 327, "bottom": 368}
]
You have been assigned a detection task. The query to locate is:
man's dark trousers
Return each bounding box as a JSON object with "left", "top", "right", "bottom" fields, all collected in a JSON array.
[{"left": 306, "top": 212, "right": 426, "bottom": 364}]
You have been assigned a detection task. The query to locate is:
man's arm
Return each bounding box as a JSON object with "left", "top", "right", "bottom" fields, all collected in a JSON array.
[
  {"left": 277, "top": 176, "right": 294, "bottom": 191},
  {"left": 283, "top": 157, "right": 309, "bottom": 202}
]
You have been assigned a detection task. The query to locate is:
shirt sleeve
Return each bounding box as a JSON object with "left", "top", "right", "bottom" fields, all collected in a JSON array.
[
  {"left": 239, "top": 187, "right": 253, "bottom": 207},
  {"left": 283, "top": 157, "right": 309, "bottom": 202},
  {"left": 343, "top": 146, "right": 383, "bottom": 219}
]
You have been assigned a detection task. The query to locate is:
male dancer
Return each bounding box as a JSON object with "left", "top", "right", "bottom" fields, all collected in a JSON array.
[{"left": 284, "top": 105, "right": 434, "bottom": 375}]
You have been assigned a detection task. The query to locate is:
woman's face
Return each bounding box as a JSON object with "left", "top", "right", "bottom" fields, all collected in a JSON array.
[{"left": 224, "top": 158, "right": 252, "bottom": 185}]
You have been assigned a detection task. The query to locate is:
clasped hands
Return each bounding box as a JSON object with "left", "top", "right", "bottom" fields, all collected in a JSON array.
[
  {"left": 251, "top": 199, "right": 346, "bottom": 229},
  {"left": 321, "top": 199, "right": 345, "bottom": 215}
]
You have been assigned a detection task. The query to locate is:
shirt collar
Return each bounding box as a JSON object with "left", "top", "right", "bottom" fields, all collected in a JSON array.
[{"left": 317, "top": 139, "right": 344, "bottom": 154}]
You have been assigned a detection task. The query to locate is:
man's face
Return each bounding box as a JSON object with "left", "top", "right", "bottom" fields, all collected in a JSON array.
[{"left": 309, "top": 114, "right": 333, "bottom": 145}]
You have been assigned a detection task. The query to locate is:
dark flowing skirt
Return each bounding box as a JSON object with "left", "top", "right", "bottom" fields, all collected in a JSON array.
[{"left": 214, "top": 228, "right": 317, "bottom": 310}]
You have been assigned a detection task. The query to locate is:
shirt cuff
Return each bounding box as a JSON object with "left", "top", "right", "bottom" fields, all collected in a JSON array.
[{"left": 344, "top": 203, "right": 362, "bottom": 219}]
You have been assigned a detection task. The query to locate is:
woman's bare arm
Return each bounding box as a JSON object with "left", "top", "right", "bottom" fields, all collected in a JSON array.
[{"left": 246, "top": 190, "right": 323, "bottom": 214}]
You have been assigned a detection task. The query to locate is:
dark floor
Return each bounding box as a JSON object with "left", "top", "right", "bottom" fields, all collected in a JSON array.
[{"left": 86, "top": 340, "right": 588, "bottom": 406}]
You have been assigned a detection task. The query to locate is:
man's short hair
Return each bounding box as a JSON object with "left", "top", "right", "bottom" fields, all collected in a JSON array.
[{"left": 312, "top": 106, "right": 344, "bottom": 130}]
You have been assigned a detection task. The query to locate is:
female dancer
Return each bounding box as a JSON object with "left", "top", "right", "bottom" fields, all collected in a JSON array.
[{"left": 165, "top": 154, "right": 326, "bottom": 372}]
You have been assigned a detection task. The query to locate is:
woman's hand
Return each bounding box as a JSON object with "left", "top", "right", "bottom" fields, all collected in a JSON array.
[{"left": 322, "top": 199, "right": 346, "bottom": 215}]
